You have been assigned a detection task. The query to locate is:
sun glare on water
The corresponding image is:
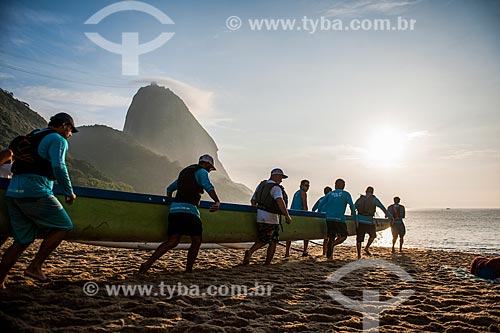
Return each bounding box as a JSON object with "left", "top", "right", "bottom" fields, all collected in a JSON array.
[{"left": 373, "top": 228, "right": 394, "bottom": 247}]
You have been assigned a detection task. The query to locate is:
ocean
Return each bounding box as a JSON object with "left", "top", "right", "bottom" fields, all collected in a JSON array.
[{"left": 339, "top": 208, "right": 500, "bottom": 254}]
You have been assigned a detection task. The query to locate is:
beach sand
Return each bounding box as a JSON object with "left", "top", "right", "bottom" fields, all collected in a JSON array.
[{"left": 0, "top": 241, "right": 499, "bottom": 332}]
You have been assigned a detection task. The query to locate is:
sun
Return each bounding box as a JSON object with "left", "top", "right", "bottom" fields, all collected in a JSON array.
[{"left": 366, "top": 128, "right": 406, "bottom": 166}]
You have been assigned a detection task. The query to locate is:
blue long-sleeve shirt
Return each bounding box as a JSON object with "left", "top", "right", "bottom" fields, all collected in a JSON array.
[
  {"left": 355, "top": 195, "right": 392, "bottom": 224},
  {"left": 312, "top": 195, "right": 326, "bottom": 212},
  {"left": 166, "top": 167, "right": 215, "bottom": 217},
  {"left": 318, "top": 189, "right": 356, "bottom": 223},
  {"left": 7, "top": 130, "right": 74, "bottom": 198}
]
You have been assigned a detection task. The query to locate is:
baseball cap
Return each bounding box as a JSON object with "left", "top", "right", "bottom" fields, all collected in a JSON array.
[
  {"left": 51, "top": 113, "right": 79, "bottom": 133},
  {"left": 270, "top": 168, "right": 288, "bottom": 179},
  {"left": 199, "top": 154, "right": 216, "bottom": 170}
]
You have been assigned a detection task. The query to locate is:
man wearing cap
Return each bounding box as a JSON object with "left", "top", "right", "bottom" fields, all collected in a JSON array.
[
  {"left": 243, "top": 168, "right": 292, "bottom": 266},
  {"left": 139, "top": 154, "right": 221, "bottom": 274},
  {"left": 0, "top": 113, "right": 78, "bottom": 288}
]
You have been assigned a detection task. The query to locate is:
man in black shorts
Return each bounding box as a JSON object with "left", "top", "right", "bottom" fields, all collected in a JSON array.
[
  {"left": 243, "top": 168, "right": 292, "bottom": 266},
  {"left": 355, "top": 186, "right": 393, "bottom": 259},
  {"left": 139, "top": 154, "right": 221, "bottom": 273},
  {"left": 317, "top": 179, "right": 356, "bottom": 260}
]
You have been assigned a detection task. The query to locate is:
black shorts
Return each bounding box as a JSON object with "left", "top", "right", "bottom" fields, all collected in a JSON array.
[
  {"left": 391, "top": 223, "right": 406, "bottom": 238},
  {"left": 356, "top": 223, "right": 376, "bottom": 243},
  {"left": 326, "top": 221, "right": 348, "bottom": 238},
  {"left": 167, "top": 213, "right": 203, "bottom": 237},
  {"left": 256, "top": 222, "right": 280, "bottom": 244}
]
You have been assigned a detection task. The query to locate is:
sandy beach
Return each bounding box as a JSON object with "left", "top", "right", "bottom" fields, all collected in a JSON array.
[{"left": 0, "top": 241, "right": 499, "bottom": 333}]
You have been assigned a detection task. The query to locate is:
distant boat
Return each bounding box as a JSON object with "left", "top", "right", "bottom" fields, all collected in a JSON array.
[
  {"left": 446, "top": 208, "right": 451, "bottom": 210},
  {"left": 0, "top": 178, "right": 390, "bottom": 244}
]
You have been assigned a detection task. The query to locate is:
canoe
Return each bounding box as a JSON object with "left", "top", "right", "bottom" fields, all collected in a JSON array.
[
  {"left": 75, "top": 241, "right": 253, "bottom": 250},
  {"left": 0, "top": 178, "right": 390, "bottom": 243}
]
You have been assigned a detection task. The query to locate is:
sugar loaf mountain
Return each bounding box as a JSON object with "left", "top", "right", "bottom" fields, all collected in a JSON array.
[{"left": 0, "top": 85, "right": 252, "bottom": 203}]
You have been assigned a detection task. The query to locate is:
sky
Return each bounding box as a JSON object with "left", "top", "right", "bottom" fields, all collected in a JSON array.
[{"left": 0, "top": 0, "right": 499, "bottom": 209}]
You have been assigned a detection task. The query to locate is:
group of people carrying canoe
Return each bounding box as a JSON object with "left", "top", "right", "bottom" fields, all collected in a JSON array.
[
  {"left": 0, "top": 112, "right": 406, "bottom": 288},
  {"left": 242, "top": 171, "right": 406, "bottom": 266}
]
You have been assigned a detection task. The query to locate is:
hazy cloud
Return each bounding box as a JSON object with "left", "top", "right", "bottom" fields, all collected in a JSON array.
[
  {"left": 304, "top": 144, "right": 366, "bottom": 160},
  {"left": 10, "top": 6, "right": 71, "bottom": 25},
  {"left": 325, "top": 0, "right": 420, "bottom": 17},
  {"left": 13, "top": 86, "right": 132, "bottom": 129},
  {"left": 9, "top": 37, "right": 31, "bottom": 47},
  {"left": 203, "top": 118, "right": 241, "bottom": 131},
  {"left": 132, "top": 77, "right": 215, "bottom": 117},
  {"left": 442, "top": 149, "right": 500, "bottom": 160},
  {"left": 17, "top": 86, "right": 131, "bottom": 108},
  {"left": 407, "top": 130, "right": 430, "bottom": 139},
  {"left": 0, "top": 72, "right": 15, "bottom": 80}
]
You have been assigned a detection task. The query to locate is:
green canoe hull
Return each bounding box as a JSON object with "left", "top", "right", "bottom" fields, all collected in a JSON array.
[{"left": 0, "top": 179, "right": 390, "bottom": 243}]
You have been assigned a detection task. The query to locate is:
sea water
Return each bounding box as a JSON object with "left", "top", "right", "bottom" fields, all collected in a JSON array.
[{"left": 339, "top": 208, "right": 500, "bottom": 254}]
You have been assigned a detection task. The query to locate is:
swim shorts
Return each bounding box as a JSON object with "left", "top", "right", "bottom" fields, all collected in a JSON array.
[
  {"left": 326, "top": 220, "right": 348, "bottom": 238},
  {"left": 6, "top": 195, "right": 73, "bottom": 245},
  {"left": 167, "top": 212, "right": 203, "bottom": 236},
  {"left": 356, "top": 223, "right": 376, "bottom": 243},
  {"left": 256, "top": 222, "right": 280, "bottom": 244},
  {"left": 391, "top": 223, "right": 406, "bottom": 238}
]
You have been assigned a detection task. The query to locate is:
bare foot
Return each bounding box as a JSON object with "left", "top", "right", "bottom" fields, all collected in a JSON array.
[
  {"left": 24, "top": 268, "right": 48, "bottom": 282},
  {"left": 364, "top": 249, "right": 372, "bottom": 256}
]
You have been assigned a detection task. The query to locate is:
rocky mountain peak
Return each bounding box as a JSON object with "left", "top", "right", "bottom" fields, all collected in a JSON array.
[{"left": 123, "top": 84, "right": 229, "bottom": 178}]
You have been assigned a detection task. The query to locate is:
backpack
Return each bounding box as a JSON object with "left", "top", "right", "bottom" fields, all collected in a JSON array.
[
  {"left": 9, "top": 129, "right": 56, "bottom": 179},
  {"left": 356, "top": 195, "right": 376, "bottom": 216},
  {"left": 174, "top": 164, "right": 204, "bottom": 206},
  {"left": 254, "top": 180, "right": 288, "bottom": 214},
  {"left": 389, "top": 204, "right": 403, "bottom": 220}
]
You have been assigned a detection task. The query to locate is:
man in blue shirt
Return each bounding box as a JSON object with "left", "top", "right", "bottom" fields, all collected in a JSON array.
[
  {"left": 388, "top": 196, "right": 406, "bottom": 253},
  {"left": 139, "top": 154, "right": 221, "bottom": 274},
  {"left": 0, "top": 113, "right": 78, "bottom": 288},
  {"left": 355, "top": 186, "right": 393, "bottom": 259},
  {"left": 312, "top": 186, "right": 332, "bottom": 256},
  {"left": 312, "top": 186, "right": 332, "bottom": 212},
  {"left": 286, "top": 179, "right": 309, "bottom": 257},
  {"left": 318, "top": 179, "right": 355, "bottom": 260}
]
